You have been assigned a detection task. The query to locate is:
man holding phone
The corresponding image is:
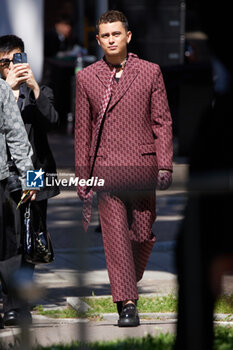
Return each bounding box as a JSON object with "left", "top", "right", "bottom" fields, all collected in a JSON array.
[
  {"left": 0, "top": 35, "right": 60, "bottom": 327},
  {"left": 0, "top": 51, "right": 40, "bottom": 101}
]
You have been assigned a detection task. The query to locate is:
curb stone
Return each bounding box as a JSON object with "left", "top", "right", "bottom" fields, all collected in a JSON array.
[
  {"left": 67, "top": 297, "right": 92, "bottom": 313},
  {"left": 101, "top": 312, "right": 178, "bottom": 322}
]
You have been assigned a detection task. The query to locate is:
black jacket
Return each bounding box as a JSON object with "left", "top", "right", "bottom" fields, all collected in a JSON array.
[{"left": 18, "top": 83, "right": 60, "bottom": 200}]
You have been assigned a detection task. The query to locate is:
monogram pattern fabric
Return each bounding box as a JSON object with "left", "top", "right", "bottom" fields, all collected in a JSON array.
[
  {"left": 75, "top": 53, "right": 173, "bottom": 303},
  {"left": 77, "top": 67, "right": 116, "bottom": 231},
  {"left": 75, "top": 53, "right": 173, "bottom": 223},
  {"left": 97, "top": 190, "right": 156, "bottom": 302}
]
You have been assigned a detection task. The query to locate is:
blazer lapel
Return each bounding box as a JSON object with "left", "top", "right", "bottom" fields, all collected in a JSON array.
[
  {"left": 108, "top": 56, "right": 139, "bottom": 111},
  {"left": 95, "top": 54, "right": 140, "bottom": 111},
  {"left": 96, "top": 60, "right": 112, "bottom": 88}
]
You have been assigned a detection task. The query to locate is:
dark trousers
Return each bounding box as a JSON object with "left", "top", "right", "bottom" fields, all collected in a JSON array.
[
  {"left": 0, "top": 180, "right": 21, "bottom": 261},
  {"left": 0, "top": 255, "right": 35, "bottom": 313},
  {"left": 0, "top": 180, "right": 47, "bottom": 312}
]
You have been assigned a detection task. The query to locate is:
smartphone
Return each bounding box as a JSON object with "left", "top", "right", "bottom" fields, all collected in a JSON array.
[{"left": 13, "top": 52, "right": 27, "bottom": 64}]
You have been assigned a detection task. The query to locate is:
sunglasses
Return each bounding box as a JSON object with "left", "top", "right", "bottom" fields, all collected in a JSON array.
[{"left": 0, "top": 58, "right": 13, "bottom": 67}]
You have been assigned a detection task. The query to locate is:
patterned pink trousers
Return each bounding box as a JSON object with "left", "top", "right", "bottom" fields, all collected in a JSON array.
[{"left": 97, "top": 190, "right": 156, "bottom": 303}]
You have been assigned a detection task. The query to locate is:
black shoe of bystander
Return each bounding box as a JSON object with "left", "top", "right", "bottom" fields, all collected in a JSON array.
[{"left": 3, "top": 309, "right": 32, "bottom": 327}]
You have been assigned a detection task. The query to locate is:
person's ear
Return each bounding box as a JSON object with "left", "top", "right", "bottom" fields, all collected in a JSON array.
[
  {"left": 96, "top": 35, "right": 101, "bottom": 46},
  {"left": 126, "top": 31, "right": 132, "bottom": 44}
]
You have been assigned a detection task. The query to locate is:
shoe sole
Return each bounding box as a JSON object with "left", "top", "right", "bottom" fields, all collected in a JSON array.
[
  {"left": 4, "top": 318, "right": 32, "bottom": 327},
  {"left": 118, "top": 317, "right": 140, "bottom": 327}
]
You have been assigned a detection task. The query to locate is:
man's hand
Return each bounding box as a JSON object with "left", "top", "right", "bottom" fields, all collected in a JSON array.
[
  {"left": 77, "top": 185, "right": 93, "bottom": 201},
  {"left": 77, "top": 185, "right": 86, "bottom": 201},
  {"left": 6, "top": 63, "right": 28, "bottom": 89},
  {"left": 22, "top": 63, "right": 40, "bottom": 98},
  {"left": 77, "top": 185, "right": 89, "bottom": 201},
  {"left": 21, "top": 190, "right": 37, "bottom": 203},
  {"left": 6, "top": 63, "right": 40, "bottom": 99},
  {"left": 17, "top": 190, "right": 37, "bottom": 209},
  {"left": 157, "top": 170, "right": 172, "bottom": 190}
]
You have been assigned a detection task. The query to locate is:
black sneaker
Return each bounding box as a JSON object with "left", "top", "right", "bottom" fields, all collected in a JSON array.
[
  {"left": 118, "top": 303, "right": 140, "bottom": 327},
  {"left": 3, "top": 309, "right": 32, "bottom": 327}
]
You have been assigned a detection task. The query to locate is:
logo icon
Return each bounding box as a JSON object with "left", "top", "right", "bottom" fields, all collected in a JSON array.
[{"left": 27, "top": 169, "right": 45, "bottom": 188}]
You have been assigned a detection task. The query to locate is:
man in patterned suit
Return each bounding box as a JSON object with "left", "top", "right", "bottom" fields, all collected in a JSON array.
[{"left": 75, "top": 10, "right": 173, "bottom": 327}]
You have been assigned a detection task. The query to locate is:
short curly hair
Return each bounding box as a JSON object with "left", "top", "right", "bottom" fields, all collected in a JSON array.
[{"left": 96, "top": 10, "right": 129, "bottom": 33}]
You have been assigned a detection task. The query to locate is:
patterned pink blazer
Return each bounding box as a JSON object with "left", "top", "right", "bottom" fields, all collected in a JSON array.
[{"left": 75, "top": 53, "right": 173, "bottom": 192}]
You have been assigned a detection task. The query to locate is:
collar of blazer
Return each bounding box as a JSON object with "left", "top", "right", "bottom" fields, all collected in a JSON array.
[{"left": 96, "top": 53, "right": 140, "bottom": 112}]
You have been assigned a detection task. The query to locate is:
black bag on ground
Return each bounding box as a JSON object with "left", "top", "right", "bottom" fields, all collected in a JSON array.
[{"left": 23, "top": 202, "right": 54, "bottom": 264}]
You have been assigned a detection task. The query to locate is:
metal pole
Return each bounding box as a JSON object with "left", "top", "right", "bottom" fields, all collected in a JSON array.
[
  {"left": 183, "top": 197, "right": 204, "bottom": 350},
  {"left": 95, "top": 0, "right": 109, "bottom": 60},
  {"left": 74, "top": 0, "right": 85, "bottom": 47}
]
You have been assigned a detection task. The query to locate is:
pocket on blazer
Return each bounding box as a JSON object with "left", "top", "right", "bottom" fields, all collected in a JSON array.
[{"left": 140, "top": 143, "right": 156, "bottom": 155}]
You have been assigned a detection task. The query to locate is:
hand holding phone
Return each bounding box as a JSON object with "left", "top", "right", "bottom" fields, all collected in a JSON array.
[
  {"left": 13, "top": 52, "right": 39, "bottom": 97},
  {"left": 5, "top": 52, "right": 28, "bottom": 89}
]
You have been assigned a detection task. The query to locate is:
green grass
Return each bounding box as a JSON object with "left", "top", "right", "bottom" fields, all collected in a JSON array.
[
  {"left": 82, "top": 294, "right": 177, "bottom": 314},
  {"left": 34, "top": 293, "right": 233, "bottom": 319},
  {"left": 215, "top": 294, "right": 233, "bottom": 314},
  {"left": 214, "top": 326, "right": 233, "bottom": 350},
  {"left": 82, "top": 296, "right": 116, "bottom": 313},
  {"left": 34, "top": 295, "right": 177, "bottom": 319},
  {"left": 137, "top": 294, "right": 177, "bottom": 313}
]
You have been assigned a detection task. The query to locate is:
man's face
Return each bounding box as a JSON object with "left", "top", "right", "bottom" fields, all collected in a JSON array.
[
  {"left": 0, "top": 48, "right": 21, "bottom": 79},
  {"left": 96, "top": 21, "right": 132, "bottom": 58},
  {"left": 55, "top": 22, "right": 72, "bottom": 38}
]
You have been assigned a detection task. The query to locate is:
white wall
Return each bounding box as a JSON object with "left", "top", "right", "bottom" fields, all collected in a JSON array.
[
  {"left": 0, "top": 0, "right": 44, "bottom": 83},
  {"left": 96, "top": 0, "right": 108, "bottom": 59}
]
